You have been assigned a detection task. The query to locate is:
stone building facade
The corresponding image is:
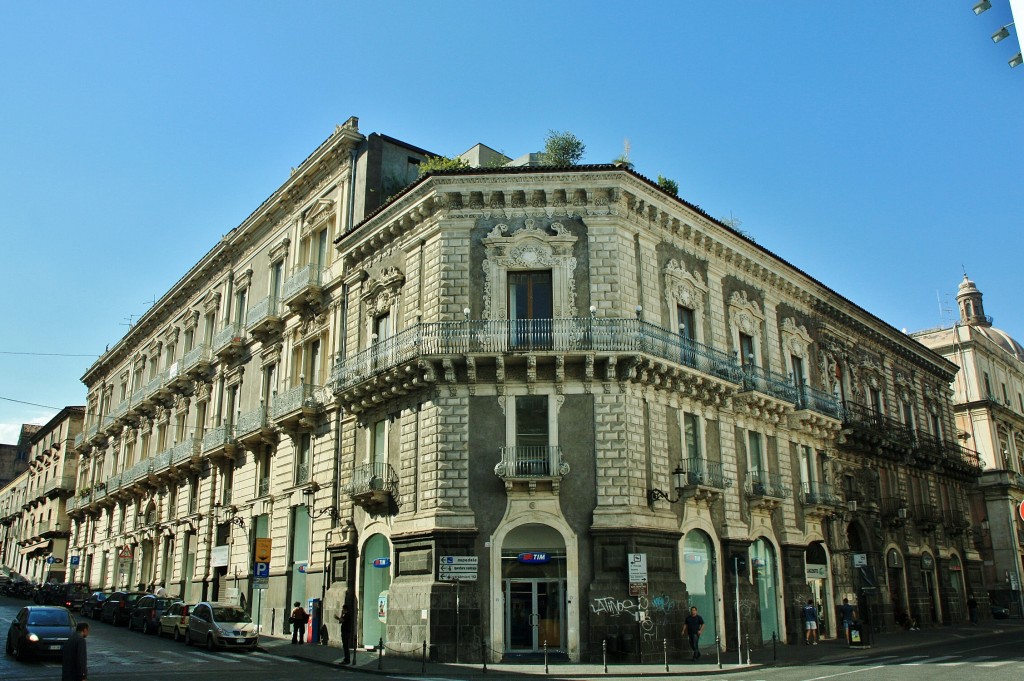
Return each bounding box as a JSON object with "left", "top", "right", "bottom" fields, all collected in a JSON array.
[
  {"left": 56, "top": 120, "right": 984, "bottom": 662},
  {"left": 913, "top": 277, "right": 1024, "bottom": 617}
]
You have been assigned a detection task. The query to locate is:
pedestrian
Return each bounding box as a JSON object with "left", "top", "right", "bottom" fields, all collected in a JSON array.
[
  {"left": 803, "top": 598, "right": 819, "bottom": 645},
  {"left": 839, "top": 597, "right": 856, "bottom": 643},
  {"left": 967, "top": 596, "right": 978, "bottom": 625},
  {"left": 336, "top": 604, "right": 353, "bottom": 664},
  {"left": 291, "top": 601, "right": 309, "bottom": 644},
  {"left": 681, "top": 605, "right": 704, "bottom": 661},
  {"left": 62, "top": 622, "right": 89, "bottom": 681}
]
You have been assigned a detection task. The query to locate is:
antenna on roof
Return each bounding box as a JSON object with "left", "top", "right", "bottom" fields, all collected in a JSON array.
[
  {"left": 121, "top": 313, "right": 138, "bottom": 329},
  {"left": 937, "top": 290, "right": 954, "bottom": 327}
]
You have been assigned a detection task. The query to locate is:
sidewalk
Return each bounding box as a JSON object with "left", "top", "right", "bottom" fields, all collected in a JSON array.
[{"left": 256, "top": 619, "right": 1024, "bottom": 678}]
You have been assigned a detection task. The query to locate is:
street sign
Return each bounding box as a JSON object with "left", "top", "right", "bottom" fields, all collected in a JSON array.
[
  {"left": 439, "top": 556, "right": 478, "bottom": 581},
  {"left": 69, "top": 555, "right": 80, "bottom": 566},
  {"left": 253, "top": 576, "right": 269, "bottom": 590},
  {"left": 119, "top": 545, "right": 133, "bottom": 559},
  {"left": 254, "top": 561, "right": 270, "bottom": 578},
  {"left": 852, "top": 553, "right": 867, "bottom": 568},
  {"left": 255, "top": 538, "right": 272, "bottom": 563}
]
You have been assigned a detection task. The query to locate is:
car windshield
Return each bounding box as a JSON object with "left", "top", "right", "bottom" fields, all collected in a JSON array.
[
  {"left": 125, "top": 594, "right": 143, "bottom": 604},
  {"left": 154, "top": 598, "right": 174, "bottom": 609},
  {"left": 28, "top": 610, "right": 72, "bottom": 626},
  {"left": 212, "top": 606, "right": 250, "bottom": 623},
  {"left": 69, "top": 584, "right": 90, "bottom": 595},
  {"left": 93, "top": 593, "right": 107, "bottom": 601}
]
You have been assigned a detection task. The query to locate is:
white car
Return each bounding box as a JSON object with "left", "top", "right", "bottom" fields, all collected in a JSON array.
[
  {"left": 159, "top": 601, "right": 194, "bottom": 641},
  {"left": 185, "top": 601, "right": 257, "bottom": 651}
]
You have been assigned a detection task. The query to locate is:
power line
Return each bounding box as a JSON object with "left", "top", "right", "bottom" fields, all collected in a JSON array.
[
  {"left": 0, "top": 351, "right": 99, "bottom": 358},
  {"left": 0, "top": 396, "right": 65, "bottom": 411}
]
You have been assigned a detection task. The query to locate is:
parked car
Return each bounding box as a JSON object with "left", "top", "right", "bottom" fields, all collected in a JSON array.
[
  {"left": 46, "top": 583, "right": 90, "bottom": 610},
  {"left": 33, "top": 582, "right": 62, "bottom": 605},
  {"left": 100, "top": 591, "right": 146, "bottom": 626},
  {"left": 159, "top": 601, "right": 194, "bottom": 641},
  {"left": 80, "top": 591, "right": 109, "bottom": 619},
  {"left": 128, "top": 595, "right": 176, "bottom": 634},
  {"left": 4, "top": 605, "right": 76, "bottom": 661},
  {"left": 185, "top": 601, "right": 257, "bottom": 651},
  {"left": 991, "top": 604, "right": 1010, "bottom": 619}
]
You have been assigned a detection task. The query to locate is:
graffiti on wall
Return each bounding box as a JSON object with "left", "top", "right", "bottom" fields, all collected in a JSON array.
[{"left": 591, "top": 593, "right": 680, "bottom": 645}]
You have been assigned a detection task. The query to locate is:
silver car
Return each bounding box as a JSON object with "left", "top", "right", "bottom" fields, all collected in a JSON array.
[{"left": 185, "top": 601, "right": 257, "bottom": 651}]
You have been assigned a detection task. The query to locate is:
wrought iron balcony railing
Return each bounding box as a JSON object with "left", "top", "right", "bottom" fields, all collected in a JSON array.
[
  {"left": 345, "top": 461, "right": 399, "bottom": 499},
  {"left": 801, "top": 480, "right": 841, "bottom": 506},
  {"left": 202, "top": 424, "right": 235, "bottom": 453},
  {"left": 679, "top": 457, "right": 733, "bottom": 489},
  {"left": 74, "top": 432, "right": 86, "bottom": 450},
  {"left": 740, "top": 364, "right": 800, "bottom": 403},
  {"left": 170, "top": 438, "right": 201, "bottom": 467},
  {"left": 282, "top": 264, "right": 323, "bottom": 301},
  {"left": 271, "top": 383, "right": 330, "bottom": 421},
  {"left": 212, "top": 323, "right": 245, "bottom": 355},
  {"left": 744, "top": 470, "right": 791, "bottom": 499},
  {"left": 144, "top": 371, "right": 168, "bottom": 399},
  {"left": 236, "top": 405, "right": 270, "bottom": 439},
  {"left": 942, "top": 441, "right": 983, "bottom": 476},
  {"left": 880, "top": 496, "right": 909, "bottom": 520},
  {"left": 151, "top": 447, "right": 172, "bottom": 474},
  {"left": 41, "top": 475, "right": 76, "bottom": 496},
  {"left": 121, "top": 459, "right": 152, "bottom": 484},
  {"left": 180, "top": 343, "right": 213, "bottom": 375},
  {"left": 494, "top": 445, "right": 568, "bottom": 479},
  {"left": 910, "top": 504, "right": 942, "bottom": 528},
  {"left": 795, "top": 384, "right": 843, "bottom": 420}
]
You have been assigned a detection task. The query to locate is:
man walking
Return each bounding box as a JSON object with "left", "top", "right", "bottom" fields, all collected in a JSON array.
[
  {"left": 291, "top": 601, "right": 309, "bottom": 644},
  {"left": 803, "top": 599, "right": 819, "bottom": 645},
  {"left": 682, "top": 605, "right": 704, "bottom": 661},
  {"left": 839, "top": 597, "right": 856, "bottom": 643},
  {"left": 62, "top": 622, "right": 89, "bottom": 681},
  {"left": 967, "top": 596, "right": 978, "bottom": 625},
  {"left": 336, "top": 604, "right": 353, "bottom": 664}
]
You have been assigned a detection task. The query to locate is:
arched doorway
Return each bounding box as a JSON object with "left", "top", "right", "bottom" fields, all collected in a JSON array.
[
  {"left": 920, "top": 551, "right": 941, "bottom": 625},
  {"left": 683, "top": 531, "right": 718, "bottom": 645},
  {"left": 945, "top": 554, "right": 966, "bottom": 624},
  {"left": 750, "top": 538, "right": 780, "bottom": 644},
  {"left": 886, "top": 548, "right": 909, "bottom": 627},
  {"left": 805, "top": 542, "right": 831, "bottom": 639},
  {"left": 501, "top": 524, "right": 567, "bottom": 653},
  {"left": 360, "top": 534, "right": 392, "bottom": 648}
]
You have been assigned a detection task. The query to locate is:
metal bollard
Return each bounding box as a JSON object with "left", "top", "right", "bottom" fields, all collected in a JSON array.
[
  {"left": 377, "top": 637, "right": 384, "bottom": 670},
  {"left": 422, "top": 640, "right": 427, "bottom": 674},
  {"left": 716, "top": 635, "right": 722, "bottom": 670},
  {"left": 482, "top": 637, "right": 488, "bottom": 674},
  {"left": 544, "top": 640, "right": 549, "bottom": 674},
  {"left": 745, "top": 633, "right": 750, "bottom": 666},
  {"left": 271, "top": 608, "right": 275, "bottom": 635},
  {"left": 603, "top": 638, "right": 608, "bottom": 674},
  {"left": 663, "top": 637, "right": 668, "bottom": 672},
  {"left": 772, "top": 631, "right": 777, "bottom": 662}
]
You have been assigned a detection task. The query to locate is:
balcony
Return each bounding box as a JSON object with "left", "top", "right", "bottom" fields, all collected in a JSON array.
[
  {"left": 169, "top": 437, "right": 201, "bottom": 469},
  {"left": 800, "top": 480, "right": 841, "bottom": 518},
  {"left": 738, "top": 363, "right": 800, "bottom": 409},
  {"left": 941, "top": 441, "right": 984, "bottom": 479},
  {"left": 180, "top": 343, "right": 213, "bottom": 378},
  {"left": 940, "top": 507, "right": 970, "bottom": 536},
  {"left": 121, "top": 459, "right": 153, "bottom": 487},
  {"left": 282, "top": 265, "right": 325, "bottom": 317},
  {"left": 912, "top": 431, "right": 946, "bottom": 467},
  {"left": 839, "top": 402, "right": 915, "bottom": 462},
  {"left": 143, "top": 370, "right": 171, "bottom": 407},
  {"left": 86, "top": 422, "right": 105, "bottom": 446},
  {"left": 202, "top": 424, "right": 236, "bottom": 457},
  {"left": 271, "top": 383, "right": 330, "bottom": 430},
  {"left": 745, "top": 470, "right": 791, "bottom": 512},
  {"left": 41, "top": 474, "right": 76, "bottom": 498},
  {"left": 236, "top": 405, "right": 276, "bottom": 448},
  {"left": 245, "top": 295, "right": 284, "bottom": 343},
  {"left": 151, "top": 447, "right": 172, "bottom": 476},
  {"left": 165, "top": 360, "right": 192, "bottom": 393},
  {"left": 910, "top": 504, "right": 942, "bottom": 532},
  {"left": 880, "top": 496, "right": 909, "bottom": 528},
  {"left": 73, "top": 432, "right": 88, "bottom": 454},
  {"left": 212, "top": 323, "right": 245, "bottom": 360},
  {"left": 494, "top": 445, "right": 569, "bottom": 494},
  {"left": 345, "top": 461, "right": 399, "bottom": 517}
]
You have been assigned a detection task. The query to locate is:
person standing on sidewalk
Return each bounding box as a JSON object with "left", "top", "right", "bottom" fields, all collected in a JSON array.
[
  {"left": 336, "top": 604, "right": 354, "bottom": 664},
  {"left": 803, "top": 599, "right": 819, "bottom": 645},
  {"left": 62, "top": 622, "right": 89, "bottom": 681},
  {"left": 839, "top": 598, "right": 856, "bottom": 643},
  {"left": 682, "top": 606, "right": 704, "bottom": 660},
  {"left": 291, "top": 602, "right": 309, "bottom": 644},
  {"left": 967, "top": 596, "right": 978, "bottom": 625}
]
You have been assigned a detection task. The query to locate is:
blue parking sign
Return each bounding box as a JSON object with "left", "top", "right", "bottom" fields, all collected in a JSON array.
[
  {"left": 69, "top": 555, "right": 80, "bottom": 566},
  {"left": 254, "top": 561, "right": 270, "bottom": 577}
]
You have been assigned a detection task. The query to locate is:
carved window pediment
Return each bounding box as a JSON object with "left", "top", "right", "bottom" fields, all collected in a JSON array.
[{"left": 482, "top": 219, "right": 578, "bottom": 320}]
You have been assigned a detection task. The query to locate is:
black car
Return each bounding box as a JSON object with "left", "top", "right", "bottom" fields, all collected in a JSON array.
[
  {"left": 100, "top": 591, "right": 146, "bottom": 626},
  {"left": 81, "top": 591, "right": 110, "bottom": 619},
  {"left": 128, "top": 595, "right": 176, "bottom": 634},
  {"left": 46, "top": 583, "right": 90, "bottom": 610},
  {"left": 4, "top": 605, "right": 76, "bottom": 661},
  {"left": 991, "top": 604, "right": 1011, "bottom": 619}
]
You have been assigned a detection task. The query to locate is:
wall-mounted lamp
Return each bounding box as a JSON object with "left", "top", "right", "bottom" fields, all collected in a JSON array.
[
  {"left": 992, "top": 23, "right": 1013, "bottom": 43},
  {"left": 463, "top": 307, "right": 471, "bottom": 321},
  {"left": 635, "top": 305, "right": 643, "bottom": 320},
  {"left": 847, "top": 500, "right": 858, "bottom": 513},
  {"left": 1010, "top": 52, "right": 1023, "bottom": 68},
  {"left": 589, "top": 305, "right": 597, "bottom": 317},
  {"left": 647, "top": 465, "right": 686, "bottom": 506},
  {"left": 973, "top": 0, "right": 992, "bottom": 15},
  {"left": 213, "top": 501, "right": 245, "bottom": 529}
]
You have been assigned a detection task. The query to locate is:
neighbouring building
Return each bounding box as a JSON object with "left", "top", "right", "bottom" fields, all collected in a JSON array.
[
  {"left": 0, "top": 408, "right": 84, "bottom": 582},
  {"left": 61, "top": 118, "right": 983, "bottom": 663},
  {"left": 912, "top": 276, "right": 1024, "bottom": 617}
]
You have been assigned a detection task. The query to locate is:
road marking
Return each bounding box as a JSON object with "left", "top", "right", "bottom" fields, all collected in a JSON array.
[
  {"left": 801, "top": 665, "right": 889, "bottom": 680},
  {"left": 979, "top": 660, "right": 1014, "bottom": 667},
  {"left": 906, "top": 655, "right": 957, "bottom": 665},
  {"left": 250, "top": 650, "right": 300, "bottom": 663}
]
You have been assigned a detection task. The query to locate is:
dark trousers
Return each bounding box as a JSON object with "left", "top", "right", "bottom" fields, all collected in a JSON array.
[
  {"left": 292, "top": 621, "right": 305, "bottom": 643},
  {"left": 341, "top": 631, "right": 352, "bottom": 662},
  {"left": 688, "top": 633, "right": 700, "bottom": 657}
]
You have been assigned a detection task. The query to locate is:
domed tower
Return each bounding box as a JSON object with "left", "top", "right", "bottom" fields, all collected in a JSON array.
[{"left": 956, "top": 274, "right": 991, "bottom": 327}]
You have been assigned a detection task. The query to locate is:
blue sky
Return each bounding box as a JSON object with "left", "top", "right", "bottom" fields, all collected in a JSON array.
[{"left": 1, "top": 1, "right": 1021, "bottom": 443}]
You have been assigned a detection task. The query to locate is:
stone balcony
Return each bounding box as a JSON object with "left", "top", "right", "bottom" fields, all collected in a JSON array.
[
  {"left": 236, "top": 405, "right": 276, "bottom": 449},
  {"left": 180, "top": 343, "right": 213, "bottom": 378},
  {"left": 344, "top": 461, "right": 400, "bottom": 517},
  {"left": 282, "top": 264, "right": 325, "bottom": 317},
  {"left": 246, "top": 296, "right": 284, "bottom": 343},
  {"left": 202, "top": 423, "right": 237, "bottom": 458},
  {"left": 744, "top": 470, "right": 791, "bottom": 513},
  {"left": 212, "top": 323, "right": 246, "bottom": 360},
  {"left": 271, "top": 383, "right": 330, "bottom": 430},
  {"left": 494, "top": 445, "right": 568, "bottom": 494}
]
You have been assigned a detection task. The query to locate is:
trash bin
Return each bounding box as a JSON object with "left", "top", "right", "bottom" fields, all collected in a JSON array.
[{"left": 848, "top": 621, "right": 870, "bottom": 648}]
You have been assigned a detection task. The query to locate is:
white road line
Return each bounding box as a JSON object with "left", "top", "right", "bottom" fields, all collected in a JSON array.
[
  {"left": 801, "top": 664, "right": 890, "bottom": 680},
  {"left": 250, "top": 650, "right": 300, "bottom": 663},
  {"left": 902, "top": 655, "right": 957, "bottom": 665},
  {"left": 979, "top": 660, "right": 1015, "bottom": 667}
]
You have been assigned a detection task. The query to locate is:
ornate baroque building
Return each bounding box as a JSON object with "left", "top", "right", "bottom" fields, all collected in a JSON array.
[
  {"left": 913, "top": 277, "right": 1024, "bottom": 617},
  {"left": 60, "top": 119, "right": 984, "bottom": 662}
]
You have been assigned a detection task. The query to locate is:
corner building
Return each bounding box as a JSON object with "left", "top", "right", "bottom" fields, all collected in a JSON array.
[{"left": 67, "top": 122, "right": 982, "bottom": 663}]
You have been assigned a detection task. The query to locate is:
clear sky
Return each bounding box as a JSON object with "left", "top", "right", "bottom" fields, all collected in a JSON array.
[{"left": 1, "top": 1, "right": 1021, "bottom": 443}]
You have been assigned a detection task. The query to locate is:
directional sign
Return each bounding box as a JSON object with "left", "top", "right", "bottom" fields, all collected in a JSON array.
[
  {"left": 439, "top": 556, "right": 478, "bottom": 581},
  {"left": 253, "top": 576, "right": 269, "bottom": 590},
  {"left": 254, "top": 561, "right": 270, "bottom": 578},
  {"left": 255, "top": 538, "right": 272, "bottom": 563},
  {"left": 628, "top": 553, "right": 648, "bottom": 596},
  {"left": 47, "top": 556, "right": 64, "bottom": 564}
]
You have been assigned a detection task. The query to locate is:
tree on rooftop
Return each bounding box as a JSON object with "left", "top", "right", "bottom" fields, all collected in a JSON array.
[
  {"left": 657, "top": 175, "right": 679, "bottom": 197},
  {"left": 543, "top": 130, "right": 586, "bottom": 166},
  {"left": 417, "top": 155, "right": 470, "bottom": 176}
]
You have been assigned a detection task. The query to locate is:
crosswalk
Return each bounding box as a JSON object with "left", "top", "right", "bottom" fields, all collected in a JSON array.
[
  {"left": 837, "top": 653, "right": 1023, "bottom": 668},
  {"left": 80, "top": 647, "right": 301, "bottom": 666}
]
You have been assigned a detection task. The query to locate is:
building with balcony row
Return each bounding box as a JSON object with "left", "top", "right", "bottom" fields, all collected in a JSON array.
[
  {"left": 913, "top": 276, "right": 1024, "bottom": 617},
  {"left": 54, "top": 118, "right": 983, "bottom": 663},
  {"left": 0, "top": 408, "right": 83, "bottom": 582}
]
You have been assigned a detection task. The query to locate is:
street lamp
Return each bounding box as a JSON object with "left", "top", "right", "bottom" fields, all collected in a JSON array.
[
  {"left": 974, "top": 0, "right": 992, "bottom": 15},
  {"left": 992, "top": 23, "right": 1013, "bottom": 42},
  {"left": 647, "top": 465, "right": 687, "bottom": 506}
]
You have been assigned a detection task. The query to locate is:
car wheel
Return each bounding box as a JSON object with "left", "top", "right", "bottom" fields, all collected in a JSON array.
[
  {"left": 127, "top": 617, "right": 135, "bottom": 631},
  {"left": 184, "top": 629, "right": 191, "bottom": 646},
  {"left": 13, "top": 639, "right": 26, "bottom": 662},
  {"left": 5, "top": 634, "right": 12, "bottom": 656},
  {"left": 206, "top": 635, "right": 217, "bottom": 652},
  {"left": 174, "top": 626, "right": 182, "bottom": 642}
]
